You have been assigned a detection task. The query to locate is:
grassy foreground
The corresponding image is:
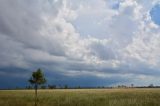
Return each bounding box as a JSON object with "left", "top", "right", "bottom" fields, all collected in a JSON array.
[{"left": 0, "top": 88, "right": 160, "bottom": 106}]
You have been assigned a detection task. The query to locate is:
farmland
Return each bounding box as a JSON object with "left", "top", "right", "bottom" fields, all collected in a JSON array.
[{"left": 0, "top": 88, "right": 160, "bottom": 106}]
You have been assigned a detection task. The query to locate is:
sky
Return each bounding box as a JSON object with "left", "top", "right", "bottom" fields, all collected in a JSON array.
[{"left": 0, "top": 0, "right": 160, "bottom": 88}]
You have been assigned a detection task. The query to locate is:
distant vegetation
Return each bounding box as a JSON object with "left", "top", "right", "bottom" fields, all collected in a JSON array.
[
  {"left": 0, "top": 89, "right": 160, "bottom": 106},
  {"left": 24, "top": 84, "right": 160, "bottom": 90}
]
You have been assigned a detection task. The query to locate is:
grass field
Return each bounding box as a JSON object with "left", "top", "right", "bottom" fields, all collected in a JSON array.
[{"left": 0, "top": 88, "right": 160, "bottom": 106}]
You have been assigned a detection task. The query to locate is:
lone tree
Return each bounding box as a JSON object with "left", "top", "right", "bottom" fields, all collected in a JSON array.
[{"left": 29, "top": 68, "right": 46, "bottom": 106}]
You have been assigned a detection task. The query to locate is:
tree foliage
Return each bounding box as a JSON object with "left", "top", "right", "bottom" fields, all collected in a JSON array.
[
  {"left": 29, "top": 68, "right": 46, "bottom": 85},
  {"left": 28, "top": 68, "right": 46, "bottom": 106}
]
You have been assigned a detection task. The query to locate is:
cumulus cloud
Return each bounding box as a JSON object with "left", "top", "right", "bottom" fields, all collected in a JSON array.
[{"left": 1, "top": 0, "right": 160, "bottom": 88}]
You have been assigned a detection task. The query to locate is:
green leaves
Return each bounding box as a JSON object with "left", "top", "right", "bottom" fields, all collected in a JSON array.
[
  {"left": 28, "top": 68, "right": 47, "bottom": 106},
  {"left": 29, "top": 68, "right": 46, "bottom": 85}
]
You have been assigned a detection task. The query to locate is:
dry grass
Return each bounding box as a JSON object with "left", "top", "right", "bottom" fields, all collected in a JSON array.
[{"left": 0, "top": 88, "right": 160, "bottom": 106}]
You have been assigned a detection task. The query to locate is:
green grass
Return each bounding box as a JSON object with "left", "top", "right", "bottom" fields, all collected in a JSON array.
[{"left": 0, "top": 88, "right": 160, "bottom": 106}]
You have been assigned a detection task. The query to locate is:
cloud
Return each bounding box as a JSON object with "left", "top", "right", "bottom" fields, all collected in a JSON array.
[{"left": 0, "top": 0, "right": 160, "bottom": 88}]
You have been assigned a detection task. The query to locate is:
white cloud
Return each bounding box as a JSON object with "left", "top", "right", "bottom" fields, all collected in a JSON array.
[{"left": 1, "top": 0, "right": 160, "bottom": 86}]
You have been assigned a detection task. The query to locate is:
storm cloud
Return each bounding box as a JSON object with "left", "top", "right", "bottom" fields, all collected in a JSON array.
[{"left": 1, "top": 0, "right": 160, "bottom": 88}]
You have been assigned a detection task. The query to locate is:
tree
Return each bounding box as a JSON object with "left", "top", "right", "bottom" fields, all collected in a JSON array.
[
  {"left": 64, "top": 84, "right": 68, "bottom": 89},
  {"left": 41, "top": 85, "right": 46, "bottom": 89},
  {"left": 131, "top": 84, "right": 134, "bottom": 88},
  {"left": 48, "top": 84, "right": 56, "bottom": 89},
  {"left": 29, "top": 68, "right": 46, "bottom": 106},
  {"left": 148, "top": 84, "right": 154, "bottom": 88}
]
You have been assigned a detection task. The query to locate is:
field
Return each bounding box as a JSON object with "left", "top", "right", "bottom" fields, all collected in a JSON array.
[{"left": 0, "top": 88, "right": 160, "bottom": 106}]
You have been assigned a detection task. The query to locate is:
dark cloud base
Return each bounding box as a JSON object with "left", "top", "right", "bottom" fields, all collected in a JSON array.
[
  {"left": 0, "top": 67, "right": 128, "bottom": 89},
  {"left": 0, "top": 0, "right": 160, "bottom": 89}
]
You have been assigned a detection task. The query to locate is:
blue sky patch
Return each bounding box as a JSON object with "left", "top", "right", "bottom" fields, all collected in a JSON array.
[{"left": 150, "top": 3, "right": 160, "bottom": 25}]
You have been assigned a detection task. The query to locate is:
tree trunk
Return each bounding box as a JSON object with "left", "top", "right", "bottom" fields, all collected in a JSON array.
[{"left": 35, "top": 84, "right": 38, "bottom": 106}]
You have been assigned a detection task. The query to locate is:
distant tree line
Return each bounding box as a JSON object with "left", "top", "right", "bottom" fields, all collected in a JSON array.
[
  {"left": 8, "top": 83, "right": 159, "bottom": 90},
  {"left": 25, "top": 85, "right": 83, "bottom": 89},
  {"left": 22, "top": 83, "right": 160, "bottom": 90}
]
